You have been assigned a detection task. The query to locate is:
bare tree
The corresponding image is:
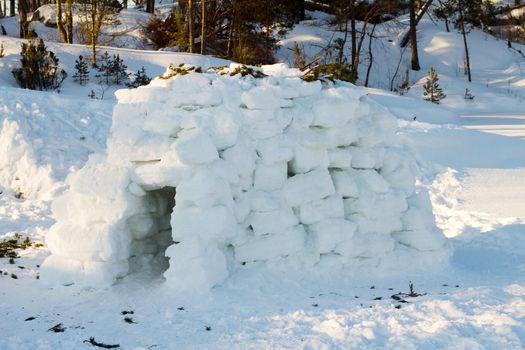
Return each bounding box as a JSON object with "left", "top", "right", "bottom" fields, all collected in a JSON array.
[{"left": 78, "top": 0, "right": 111, "bottom": 65}]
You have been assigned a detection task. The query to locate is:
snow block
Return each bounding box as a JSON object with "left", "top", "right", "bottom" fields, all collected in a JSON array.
[
  {"left": 164, "top": 241, "right": 228, "bottom": 292},
  {"left": 308, "top": 219, "right": 356, "bottom": 254},
  {"left": 171, "top": 205, "right": 236, "bottom": 243},
  {"left": 172, "top": 129, "right": 218, "bottom": 165},
  {"left": 284, "top": 169, "right": 335, "bottom": 207},
  {"left": 299, "top": 195, "right": 344, "bottom": 225},
  {"left": 247, "top": 208, "right": 298, "bottom": 235},
  {"left": 253, "top": 161, "right": 287, "bottom": 191},
  {"left": 241, "top": 85, "right": 294, "bottom": 110},
  {"left": 235, "top": 225, "right": 306, "bottom": 262},
  {"left": 289, "top": 145, "right": 329, "bottom": 173}
]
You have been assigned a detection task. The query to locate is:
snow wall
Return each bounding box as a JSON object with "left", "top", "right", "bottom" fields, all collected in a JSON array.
[{"left": 42, "top": 64, "right": 449, "bottom": 290}]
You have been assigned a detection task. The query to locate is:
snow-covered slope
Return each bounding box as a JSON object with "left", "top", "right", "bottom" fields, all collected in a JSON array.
[{"left": 279, "top": 10, "right": 525, "bottom": 116}]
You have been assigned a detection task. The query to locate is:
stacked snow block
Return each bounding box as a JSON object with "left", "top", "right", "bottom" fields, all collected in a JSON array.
[{"left": 41, "top": 64, "right": 449, "bottom": 290}]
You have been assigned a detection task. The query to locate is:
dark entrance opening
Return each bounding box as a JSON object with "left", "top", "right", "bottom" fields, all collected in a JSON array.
[{"left": 127, "top": 186, "right": 176, "bottom": 279}]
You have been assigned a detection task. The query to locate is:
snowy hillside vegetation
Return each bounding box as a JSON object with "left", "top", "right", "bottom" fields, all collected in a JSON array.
[
  {"left": 279, "top": 10, "right": 525, "bottom": 111},
  {"left": 41, "top": 64, "right": 449, "bottom": 289}
]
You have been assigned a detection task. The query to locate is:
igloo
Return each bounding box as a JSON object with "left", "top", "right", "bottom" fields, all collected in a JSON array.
[{"left": 41, "top": 64, "right": 449, "bottom": 290}]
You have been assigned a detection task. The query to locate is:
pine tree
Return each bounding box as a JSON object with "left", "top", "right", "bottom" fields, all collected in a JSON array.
[
  {"left": 111, "top": 54, "right": 129, "bottom": 85},
  {"left": 73, "top": 55, "right": 90, "bottom": 85},
  {"left": 423, "top": 67, "right": 446, "bottom": 103},
  {"left": 96, "top": 52, "right": 129, "bottom": 85},
  {"left": 96, "top": 51, "right": 112, "bottom": 85},
  {"left": 12, "top": 39, "right": 67, "bottom": 91},
  {"left": 127, "top": 67, "right": 151, "bottom": 88}
]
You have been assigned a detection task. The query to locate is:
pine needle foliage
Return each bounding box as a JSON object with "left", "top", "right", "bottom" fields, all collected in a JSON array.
[
  {"left": 159, "top": 64, "right": 203, "bottom": 80},
  {"left": 127, "top": 67, "right": 151, "bottom": 88},
  {"left": 228, "top": 65, "right": 267, "bottom": 78},
  {"left": 0, "top": 233, "right": 43, "bottom": 259},
  {"left": 112, "top": 54, "right": 129, "bottom": 85},
  {"left": 209, "top": 65, "right": 267, "bottom": 78},
  {"left": 423, "top": 67, "right": 446, "bottom": 103},
  {"left": 73, "top": 55, "right": 90, "bottom": 85},
  {"left": 96, "top": 51, "right": 112, "bottom": 85},
  {"left": 96, "top": 52, "right": 130, "bottom": 85},
  {"left": 12, "top": 39, "right": 67, "bottom": 91},
  {"left": 301, "top": 63, "right": 355, "bottom": 83}
]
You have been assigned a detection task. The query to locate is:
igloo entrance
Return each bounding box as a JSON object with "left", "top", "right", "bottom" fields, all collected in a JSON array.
[{"left": 126, "top": 186, "right": 176, "bottom": 279}]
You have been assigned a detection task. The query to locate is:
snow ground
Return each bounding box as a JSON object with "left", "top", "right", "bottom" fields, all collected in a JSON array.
[{"left": 1, "top": 7, "right": 525, "bottom": 350}]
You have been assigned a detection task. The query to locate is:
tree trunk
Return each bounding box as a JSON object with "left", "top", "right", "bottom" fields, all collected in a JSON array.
[
  {"left": 56, "top": 0, "right": 68, "bottom": 42},
  {"left": 298, "top": 0, "right": 305, "bottom": 22},
  {"left": 264, "top": 2, "right": 271, "bottom": 62},
  {"left": 9, "top": 0, "right": 14, "bottom": 17},
  {"left": 188, "top": 0, "right": 193, "bottom": 53},
  {"left": 292, "top": 0, "right": 305, "bottom": 23},
  {"left": 354, "top": 20, "right": 369, "bottom": 78},
  {"left": 350, "top": 1, "right": 357, "bottom": 78},
  {"left": 338, "top": 19, "right": 349, "bottom": 65},
  {"left": 200, "top": 0, "right": 205, "bottom": 54},
  {"left": 365, "top": 23, "right": 377, "bottom": 87},
  {"left": 146, "top": 0, "right": 154, "bottom": 14},
  {"left": 122, "top": 0, "right": 127, "bottom": 9},
  {"left": 66, "top": 0, "right": 73, "bottom": 43},
  {"left": 28, "top": 0, "right": 39, "bottom": 12},
  {"left": 459, "top": 5, "right": 472, "bottom": 82},
  {"left": 409, "top": 0, "right": 421, "bottom": 70},
  {"left": 226, "top": 8, "right": 233, "bottom": 58},
  {"left": 400, "top": 0, "right": 433, "bottom": 48},
  {"left": 91, "top": 0, "right": 97, "bottom": 66},
  {"left": 18, "top": 0, "right": 29, "bottom": 38}
]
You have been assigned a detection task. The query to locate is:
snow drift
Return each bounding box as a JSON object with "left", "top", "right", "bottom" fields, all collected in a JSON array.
[{"left": 41, "top": 64, "right": 449, "bottom": 290}]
